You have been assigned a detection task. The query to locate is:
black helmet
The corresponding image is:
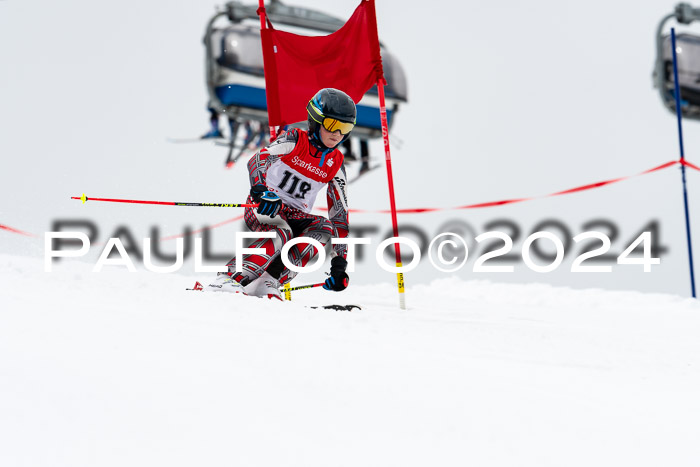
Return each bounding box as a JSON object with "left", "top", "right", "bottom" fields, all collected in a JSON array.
[{"left": 306, "top": 88, "right": 357, "bottom": 150}]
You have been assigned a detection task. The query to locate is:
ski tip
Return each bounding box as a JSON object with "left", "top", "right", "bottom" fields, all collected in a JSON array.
[{"left": 308, "top": 304, "right": 362, "bottom": 311}]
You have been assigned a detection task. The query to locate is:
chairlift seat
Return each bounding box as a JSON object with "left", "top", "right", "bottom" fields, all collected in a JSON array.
[
  {"left": 205, "top": 3, "right": 407, "bottom": 137},
  {"left": 661, "top": 33, "right": 700, "bottom": 115}
]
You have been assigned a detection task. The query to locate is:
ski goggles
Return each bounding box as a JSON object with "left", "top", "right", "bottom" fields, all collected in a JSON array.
[
  {"left": 307, "top": 100, "right": 356, "bottom": 135},
  {"left": 321, "top": 117, "right": 355, "bottom": 135}
]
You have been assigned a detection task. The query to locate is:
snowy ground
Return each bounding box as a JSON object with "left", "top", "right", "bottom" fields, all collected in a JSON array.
[{"left": 2, "top": 253, "right": 700, "bottom": 467}]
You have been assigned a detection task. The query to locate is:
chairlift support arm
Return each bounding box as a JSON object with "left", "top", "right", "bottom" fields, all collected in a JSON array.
[{"left": 226, "top": 0, "right": 345, "bottom": 33}]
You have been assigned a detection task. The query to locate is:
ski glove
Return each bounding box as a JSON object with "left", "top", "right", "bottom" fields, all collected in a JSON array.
[
  {"left": 323, "top": 256, "right": 349, "bottom": 291},
  {"left": 257, "top": 192, "right": 282, "bottom": 218},
  {"left": 251, "top": 185, "right": 282, "bottom": 218},
  {"left": 250, "top": 184, "right": 267, "bottom": 202}
]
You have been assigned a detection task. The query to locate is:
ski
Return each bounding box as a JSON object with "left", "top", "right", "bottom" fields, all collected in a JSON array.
[
  {"left": 348, "top": 164, "right": 382, "bottom": 184},
  {"left": 212, "top": 139, "right": 255, "bottom": 167},
  {"left": 228, "top": 145, "right": 259, "bottom": 168},
  {"left": 223, "top": 140, "right": 237, "bottom": 168},
  {"left": 215, "top": 133, "right": 262, "bottom": 168},
  {"left": 307, "top": 304, "right": 361, "bottom": 311},
  {"left": 186, "top": 282, "right": 360, "bottom": 311},
  {"left": 166, "top": 136, "right": 226, "bottom": 144},
  {"left": 213, "top": 140, "right": 239, "bottom": 148},
  {"left": 186, "top": 280, "right": 251, "bottom": 296}
]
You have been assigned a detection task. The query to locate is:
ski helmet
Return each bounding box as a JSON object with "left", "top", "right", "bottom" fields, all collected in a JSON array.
[{"left": 306, "top": 88, "right": 357, "bottom": 150}]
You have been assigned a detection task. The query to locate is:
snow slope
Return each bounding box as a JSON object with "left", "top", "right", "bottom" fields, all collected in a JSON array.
[{"left": 2, "top": 254, "right": 700, "bottom": 466}]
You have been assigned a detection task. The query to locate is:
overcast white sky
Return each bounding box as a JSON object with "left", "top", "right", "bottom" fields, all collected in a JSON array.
[{"left": 1, "top": 0, "right": 699, "bottom": 296}]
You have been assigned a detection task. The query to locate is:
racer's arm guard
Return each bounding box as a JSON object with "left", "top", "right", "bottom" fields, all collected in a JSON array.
[
  {"left": 327, "top": 165, "right": 350, "bottom": 259},
  {"left": 246, "top": 129, "right": 299, "bottom": 187}
]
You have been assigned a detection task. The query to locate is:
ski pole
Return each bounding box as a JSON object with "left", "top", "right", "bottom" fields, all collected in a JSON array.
[
  {"left": 283, "top": 282, "right": 326, "bottom": 301},
  {"left": 287, "top": 283, "right": 324, "bottom": 292},
  {"left": 71, "top": 193, "right": 258, "bottom": 208}
]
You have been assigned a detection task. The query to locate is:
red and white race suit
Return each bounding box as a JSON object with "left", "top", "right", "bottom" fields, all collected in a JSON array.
[{"left": 227, "top": 128, "right": 350, "bottom": 286}]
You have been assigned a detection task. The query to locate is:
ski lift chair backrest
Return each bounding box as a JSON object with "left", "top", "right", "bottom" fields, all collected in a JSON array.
[{"left": 662, "top": 32, "right": 700, "bottom": 106}]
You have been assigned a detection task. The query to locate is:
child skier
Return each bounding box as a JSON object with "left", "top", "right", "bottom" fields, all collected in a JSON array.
[{"left": 205, "top": 88, "right": 355, "bottom": 300}]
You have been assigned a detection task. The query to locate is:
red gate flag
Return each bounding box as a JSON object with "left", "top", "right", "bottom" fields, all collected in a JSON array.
[{"left": 259, "top": 0, "right": 384, "bottom": 127}]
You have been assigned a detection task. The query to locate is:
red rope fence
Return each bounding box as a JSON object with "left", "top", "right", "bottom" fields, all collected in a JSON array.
[
  {"left": 0, "top": 224, "right": 38, "bottom": 238},
  {"left": 2, "top": 159, "right": 699, "bottom": 239},
  {"left": 348, "top": 160, "right": 681, "bottom": 214}
]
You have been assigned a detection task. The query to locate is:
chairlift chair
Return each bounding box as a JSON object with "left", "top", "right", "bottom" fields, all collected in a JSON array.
[
  {"left": 203, "top": 0, "right": 408, "bottom": 141},
  {"left": 654, "top": 2, "right": 700, "bottom": 120}
]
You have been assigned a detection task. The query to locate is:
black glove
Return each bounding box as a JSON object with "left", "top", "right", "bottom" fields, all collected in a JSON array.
[
  {"left": 250, "top": 184, "right": 267, "bottom": 202},
  {"left": 323, "top": 256, "right": 349, "bottom": 291},
  {"left": 250, "top": 184, "right": 282, "bottom": 218}
]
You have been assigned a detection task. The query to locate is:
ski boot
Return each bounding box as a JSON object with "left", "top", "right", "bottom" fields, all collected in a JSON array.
[
  {"left": 245, "top": 272, "right": 283, "bottom": 301},
  {"left": 204, "top": 273, "right": 247, "bottom": 294}
]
